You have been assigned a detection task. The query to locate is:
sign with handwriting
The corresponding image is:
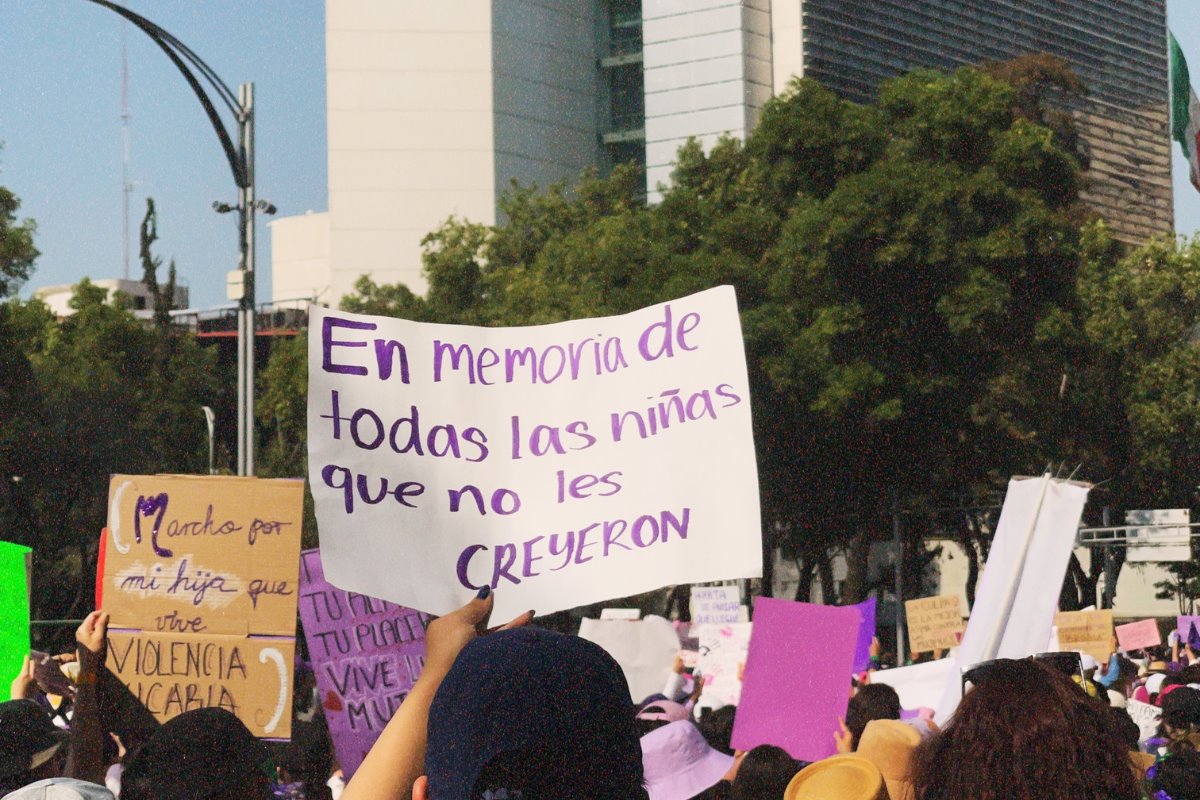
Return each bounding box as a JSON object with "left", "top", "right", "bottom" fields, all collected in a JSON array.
[
  {"left": 100, "top": 475, "right": 303, "bottom": 737},
  {"left": 905, "top": 595, "right": 965, "bottom": 653},
  {"left": 298, "top": 549, "right": 428, "bottom": 777},
  {"left": 308, "top": 287, "right": 761, "bottom": 620},
  {"left": 1053, "top": 609, "right": 1113, "bottom": 663}
]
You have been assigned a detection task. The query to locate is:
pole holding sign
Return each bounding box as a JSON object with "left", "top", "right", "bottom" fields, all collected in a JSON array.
[
  {"left": 99, "top": 475, "right": 304, "bottom": 738},
  {"left": 308, "top": 287, "right": 762, "bottom": 620}
]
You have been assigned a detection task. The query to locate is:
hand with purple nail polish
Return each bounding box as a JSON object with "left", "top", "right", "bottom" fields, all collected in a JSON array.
[{"left": 420, "top": 587, "right": 535, "bottom": 686}]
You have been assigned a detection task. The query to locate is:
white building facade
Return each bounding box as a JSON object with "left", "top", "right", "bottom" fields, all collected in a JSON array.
[{"left": 273, "top": 0, "right": 1170, "bottom": 304}]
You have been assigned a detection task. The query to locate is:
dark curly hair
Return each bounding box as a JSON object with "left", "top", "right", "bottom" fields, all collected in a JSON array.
[{"left": 909, "top": 659, "right": 1140, "bottom": 800}]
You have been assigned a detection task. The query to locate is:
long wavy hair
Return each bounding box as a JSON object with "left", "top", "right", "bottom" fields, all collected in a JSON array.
[{"left": 909, "top": 659, "right": 1140, "bottom": 800}]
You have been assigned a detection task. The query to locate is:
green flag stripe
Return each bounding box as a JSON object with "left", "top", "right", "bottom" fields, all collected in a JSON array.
[{"left": 1171, "top": 31, "right": 1192, "bottom": 146}]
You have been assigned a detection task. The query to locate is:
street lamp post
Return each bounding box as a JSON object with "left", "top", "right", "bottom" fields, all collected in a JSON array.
[{"left": 81, "top": 0, "right": 268, "bottom": 476}]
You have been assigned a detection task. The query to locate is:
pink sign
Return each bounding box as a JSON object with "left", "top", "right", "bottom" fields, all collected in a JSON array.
[
  {"left": 730, "top": 597, "right": 859, "bottom": 762},
  {"left": 1115, "top": 618, "right": 1161, "bottom": 652}
]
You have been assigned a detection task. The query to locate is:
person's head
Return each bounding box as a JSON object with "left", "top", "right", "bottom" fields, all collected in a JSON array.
[
  {"left": 119, "top": 708, "right": 272, "bottom": 800},
  {"left": 783, "top": 755, "right": 885, "bottom": 800},
  {"left": 910, "top": 659, "right": 1141, "bottom": 800},
  {"left": 1107, "top": 707, "right": 1140, "bottom": 751},
  {"left": 1149, "top": 746, "right": 1200, "bottom": 800},
  {"left": 641, "top": 721, "right": 733, "bottom": 800},
  {"left": 1162, "top": 686, "right": 1200, "bottom": 739},
  {"left": 636, "top": 701, "right": 692, "bottom": 738},
  {"left": 697, "top": 706, "right": 736, "bottom": 757},
  {"left": 856, "top": 720, "right": 921, "bottom": 800},
  {"left": 728, "top": 745, "right": 796, "bottom": 800},
  {"left": 845, "top": 684, "right": 901, "bottom": 750},
  {"left": 420, "top": 627, "right": 646, "bottom": 800},
  {"left": 0, "top": 701, "right": 70, "bottom": 795},
  {"left": 1, "top": 777, "right": 115, "bottom": 799}
]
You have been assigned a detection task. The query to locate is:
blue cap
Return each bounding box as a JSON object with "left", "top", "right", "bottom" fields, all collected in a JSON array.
[{"left": 425, "top": 627, "right": 644, "bottom": 800}]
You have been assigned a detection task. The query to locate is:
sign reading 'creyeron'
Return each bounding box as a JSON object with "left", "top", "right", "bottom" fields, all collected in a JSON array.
[{"left": 308, "top": 287, "right": 762, "bottom": 620}]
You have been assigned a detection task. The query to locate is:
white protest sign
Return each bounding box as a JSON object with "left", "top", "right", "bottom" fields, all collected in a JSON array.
[
  {"left": 600, "top": 608, "right": 641, "bottom": 620},
  {"left": 935, "top": 475, "right": 1090, "bottom": 723},
  {"left": 308, "top": 287, "right": 762, "bottom": 619},
  {"left": 691, "top": 585, "right": 742, "bottom": 625},
  {"left": 696, "top": 622, "right": 752, "bottom": 708},
  {"left": 870, "top": 659, "right": 955, "bottom": 711},
  {"left": 1126, "top": 698, "right": 1162, "bottom": 744},
  {"left": 578, "top": 615, "right": 680, "bottom": 702}
]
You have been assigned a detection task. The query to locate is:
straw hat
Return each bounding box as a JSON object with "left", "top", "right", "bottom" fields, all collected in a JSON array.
[
  {"left": 856, "top": 720, "right": 920, "bottom": 800},
  {"left": 783, "top": 755, "right": 887, "bottom": 800}
]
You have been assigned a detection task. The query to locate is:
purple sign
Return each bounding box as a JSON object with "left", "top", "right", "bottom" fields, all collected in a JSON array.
[
  {"left": 1178, "top": 616, "right": 1200, "bottom": 649},
  {"left": 299, "top": 549, "right": 429, "bottom": 778},
  {"left": 850, "top": 597, "right": 876, "bottom": 673},
  {"left": 731, "top": 597, "right": 859, "bottom": 762}
]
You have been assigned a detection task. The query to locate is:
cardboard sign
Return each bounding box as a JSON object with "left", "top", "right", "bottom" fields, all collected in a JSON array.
[
  {"left": 1127, "top": 699, "right": 1162, "bottom": 743},
  {"left": 870, "top": 659, "right": 955, "bottom": 711},
  {"left": 936, "top": 476, "right": 1089, "bottom": 723},
  {"left": 101, "top": 475, "right": 304, "bottom": 738},
  {"left": 905, "top": 596, "right": 964, "bottom": 653},
  {"left": 0, "top": 542, "right": 32, "bottom": 701},
  {"left": 731, "top": 598, "right": 859, "bottom": 762},
  {"left": 695, "top": 622, "right": 752, "bottom": 708},
  {"left": 308, "top": 288, "right": 762, "bottom": 620},
  {"left": 1053, "top": 610, "right": 1114, "bottom": 662},
  {"left": 691, "top": 585, "right": 742, "bottom": 625},
  {"left": 578, "top": 615, "right": 680, "bottom": 702},
  {"left": 107, "top": 631, "right": 295, "bottom": 738},
  {"left": 850, "top": 597, "right": 876, "bottom": 673},
  {"left": 1115, "top": 619, "right": 1161, "bottom": 652},
  {"left": 298, "top": 550, "right": 428, "bottom": 777}
]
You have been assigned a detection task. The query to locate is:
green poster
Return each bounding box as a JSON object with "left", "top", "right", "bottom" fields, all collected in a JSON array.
[{"left": 0, "top": 541, "right": 31, "bottom": 701}]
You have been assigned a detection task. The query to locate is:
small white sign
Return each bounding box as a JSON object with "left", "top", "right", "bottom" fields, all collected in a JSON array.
[
  {"left": 691, "top": 584, "right": 742, "bottom": 625},
  {"left": 600, "top": 608, "right": 641, "bottom": 620},
  {"left": 1126, "top": 509, "right": 1191, "bottom": 562}
]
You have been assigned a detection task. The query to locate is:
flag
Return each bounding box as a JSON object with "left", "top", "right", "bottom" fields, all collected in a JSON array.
[{"left": 1170, "top": 31, "right": 1200, "bottom": 191}]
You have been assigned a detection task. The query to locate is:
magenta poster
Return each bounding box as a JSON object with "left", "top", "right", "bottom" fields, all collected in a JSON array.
[
  {"left": 731, "top": 597, "right": 859, "bottom": 762},
  {"left": 299, "top": 549, "right": 429, "bottom": 777}
]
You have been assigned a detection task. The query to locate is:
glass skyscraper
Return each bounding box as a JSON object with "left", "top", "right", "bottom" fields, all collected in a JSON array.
[{"left": 790, "top": 0, "right": 1172, "bottom": 243}]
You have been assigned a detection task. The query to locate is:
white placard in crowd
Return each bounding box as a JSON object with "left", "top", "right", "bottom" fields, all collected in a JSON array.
[
  {"left": 1126, "top": 698, "right": 1162, "bottom": 744},
  {"left": 308, "top": 288, "right": 762, "bottom": 619},
  {"left": 696, "top": 622, "right": 752, "bottom": 709},
  {"left": 578, "top": 615, "right": 680, "bottom": 702},
  {"left": 936, "top": 476, "right": 1090, "bottom": 723},
  {"left": 871, "top": 659, "right": 955, "bottom": 711},
  {"left": 691, "top": 584, "right": 742, "bottom": 625}
]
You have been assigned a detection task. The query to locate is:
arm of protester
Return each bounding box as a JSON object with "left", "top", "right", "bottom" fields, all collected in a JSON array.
[
  {"left": 342, "top": 589, "right": 533, "bottom": 800},
  {"left": 65, "top": 610, "right": 109, "bottom": 785},
  {"left": 9, "top": 654, "right": 37, "bottom": 700},
  {"left": 835, "top": 717, "right": 854, "bottom": 754}
]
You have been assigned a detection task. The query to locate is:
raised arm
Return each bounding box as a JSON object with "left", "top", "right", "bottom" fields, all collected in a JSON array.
[{"left": 341, "top": 589, "right": 532, "bottom": 800}]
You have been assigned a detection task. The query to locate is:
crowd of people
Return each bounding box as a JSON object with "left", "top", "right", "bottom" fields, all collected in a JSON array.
[{"left": 3, "top": 589, "right": 1200, "bottom": 799}]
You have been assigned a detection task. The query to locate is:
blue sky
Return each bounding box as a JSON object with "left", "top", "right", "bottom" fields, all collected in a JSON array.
[
  {"left": 1, "top": 2, "right": 1198, "bottom": 309},
  {"left": 0, "top": 0, "right": 326, "bottom": 309}
]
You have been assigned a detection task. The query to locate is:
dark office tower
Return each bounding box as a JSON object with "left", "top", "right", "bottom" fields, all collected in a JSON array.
[{"left": 784, "top": 0, "right": 1172, "bottom": 244}]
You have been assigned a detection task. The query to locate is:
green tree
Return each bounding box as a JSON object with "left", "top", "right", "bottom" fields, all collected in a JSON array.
[
  {"left": 0, "top": 282, "right": 220, "bottom": 622},
  {"left": 0, "top": 176, "right": 38, "bottom": 299}
]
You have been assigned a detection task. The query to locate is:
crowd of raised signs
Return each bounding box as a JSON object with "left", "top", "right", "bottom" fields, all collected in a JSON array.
[{"left": 1, "top": 588, "right": 1200, "bottom": 800}]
